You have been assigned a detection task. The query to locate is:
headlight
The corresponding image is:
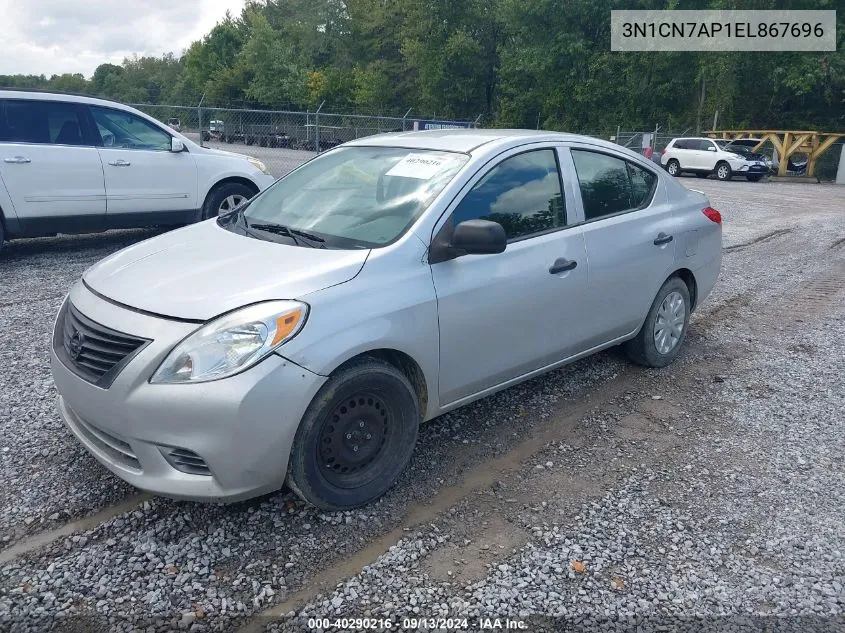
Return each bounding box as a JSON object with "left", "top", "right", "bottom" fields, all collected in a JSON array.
[
  {"left": 248, "top": 157, "right": 271, "bottom": 175},
  {"left": 150, "top": 301, "right": 307, "bottom": 384}
]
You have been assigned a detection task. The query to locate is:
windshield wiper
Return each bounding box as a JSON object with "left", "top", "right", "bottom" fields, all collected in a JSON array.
[{"left": 246, "top": 221, "right": 326, "bottom": 248}]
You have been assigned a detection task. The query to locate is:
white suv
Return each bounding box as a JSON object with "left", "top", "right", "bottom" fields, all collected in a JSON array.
[
  {"left": 0, "top": 90, "right": 276, "bottom": 250},
  {"left": 661, "top": 137, "right": 768, "bottom": 182}
]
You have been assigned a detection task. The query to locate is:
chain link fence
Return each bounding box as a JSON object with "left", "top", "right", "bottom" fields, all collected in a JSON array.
[
  {"left": 131, "top": 106, "right": 843, "bottom": 182},
  {"left": 131, "top": 104, "right": 478, "bottom": 177}
]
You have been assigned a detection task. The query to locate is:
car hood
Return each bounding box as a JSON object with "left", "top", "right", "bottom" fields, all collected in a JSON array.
[
  {"left": 196, "top": 145, "right": 254, "bottom": 160},
  {"left": 83, "top": 221, "right": 369, "bottom": 320}
]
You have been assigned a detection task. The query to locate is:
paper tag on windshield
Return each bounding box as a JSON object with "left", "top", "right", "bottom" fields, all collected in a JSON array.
[{"left": 386, "top": 153, "right": 451, "bottom": 179}]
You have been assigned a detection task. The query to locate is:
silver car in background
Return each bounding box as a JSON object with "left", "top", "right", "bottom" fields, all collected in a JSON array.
[{"left": 50, "top": 130, "right": 722, "bottom": 510}]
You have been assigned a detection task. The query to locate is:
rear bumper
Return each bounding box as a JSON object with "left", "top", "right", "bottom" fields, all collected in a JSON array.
[{"left": 693, "top": 253, "right": 721, "bottom": 310}]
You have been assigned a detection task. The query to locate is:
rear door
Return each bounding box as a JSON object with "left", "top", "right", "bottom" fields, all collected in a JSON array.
[
  {"left": 0, "top": 98, "right": 106, "bottom": 234},
  {"left": 674, "top": 139, "right": 698, "bottom": 169},
  {"left": 564, "top": 146, "right": 677, "bottom": 347},
  {"left": 431, "top": 145, "right": 591, "bottom": 405},
  {"left": 86, "top": 105, "right": 198, "bottom": 224}
]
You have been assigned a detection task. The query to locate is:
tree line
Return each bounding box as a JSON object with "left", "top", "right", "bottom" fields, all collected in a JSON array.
[{"left": 2, "top": 0, "right": 843, "bottom": 134}]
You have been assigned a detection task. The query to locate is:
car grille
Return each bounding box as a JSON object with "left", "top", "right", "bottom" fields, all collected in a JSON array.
[
  {"left": 75, "top": 415, "right": 142, "bottom": 472},
  {"left": 54, "top": 300, "right": 150, "bottom": 388},
  {"left": 162, "top": 447, "right": 211, "bottom": 476}
]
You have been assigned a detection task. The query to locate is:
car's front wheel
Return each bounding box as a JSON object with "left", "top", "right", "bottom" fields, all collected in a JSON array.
[
  {"left": 715, "top": 162, "right": 732, "bottom": 181},
  {"left": 201, "top": 182, "right": 257, "bottom": 220},
  {"left": 666, "top": 159, "right": 681, "bottom": 177},
  {"left": 624, "top": 276, "right": 691, "bottom": 368},
  {"left": 287, "top": 357, "right": 420, "bottom": 510}
]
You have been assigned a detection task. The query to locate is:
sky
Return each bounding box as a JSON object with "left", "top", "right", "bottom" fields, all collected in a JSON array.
[{"left": 0, "top": 0, "right": 247, "bottom": 77}]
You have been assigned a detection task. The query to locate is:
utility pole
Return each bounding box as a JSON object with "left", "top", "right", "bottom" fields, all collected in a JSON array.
[{"left": 696, "top": 75, "right": 706, "bottom": 135}]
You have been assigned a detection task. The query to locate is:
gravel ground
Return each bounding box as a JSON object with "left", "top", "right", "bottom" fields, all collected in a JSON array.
[
  {"left": 0, "top": 231, "right": 161, "bottom": 549},
  {"left": 182, "top": 133, "right": 315, "bottom": 178},
  {"left": 1, "top": 177, "right": 844, "bottom": 632}
]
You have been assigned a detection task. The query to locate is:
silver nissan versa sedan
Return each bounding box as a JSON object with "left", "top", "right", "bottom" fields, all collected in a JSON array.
[{"left": 50, "top": 130, "right": 722, "bottom": 510}]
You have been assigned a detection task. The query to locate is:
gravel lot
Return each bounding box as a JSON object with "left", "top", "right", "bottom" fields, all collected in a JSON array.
[
  {"left": 183, "top": 133, "right": 314, "bottom": 178},
  {"left": 1, "top": 177, "right": 844, "bottom": 632}
]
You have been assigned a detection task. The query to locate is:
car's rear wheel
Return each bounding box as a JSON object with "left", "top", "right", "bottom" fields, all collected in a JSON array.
[
  {"left": 715, "top": 162, "right": 732, "bottom": 181},
  {"left": 666, "top": 159, "right": 681, "bottom": 177},
  {"left": 287, "top": 357, "right": 420, "bottom": 510},
  {"left": 624, "top": 276, "right": 691, "bottom": 368},
  {"left": 201, "top": 182, "right": 256, "bottom": 220},
  {"left": 746, "top": 174, "right": 763, "bottom": 182}
]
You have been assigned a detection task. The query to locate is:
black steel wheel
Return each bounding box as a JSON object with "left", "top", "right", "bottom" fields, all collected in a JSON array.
[
  {"left": 317, "top": 392, "right": 394, "bottom": 488},
  {"left": 287, "top": 357, "right": 420, "bottom": 510}
]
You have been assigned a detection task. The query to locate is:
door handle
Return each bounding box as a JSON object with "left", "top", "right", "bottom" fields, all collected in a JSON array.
[
  {"left": 4, "top": 156, "right": 31, "bottom": 164},
  {"left": 653, "top": 232, "right": 674, "bottom": 246},
  {"left": 108, "top": 159, "right": 131, "bottom": 167},
  {"left": 549, "top": 258, "right": 578, "bottom": 274}
]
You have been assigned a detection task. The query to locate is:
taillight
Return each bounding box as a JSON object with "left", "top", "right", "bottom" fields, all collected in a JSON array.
[{"left": 702, "top": 206, "right": 722, "bottom": 225}]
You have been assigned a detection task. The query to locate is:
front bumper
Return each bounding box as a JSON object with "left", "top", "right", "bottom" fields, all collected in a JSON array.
[
  {"left": 253, "top": 172, "right": 277, "bottom": 189},
  {"left": 51, "top": 282, "right": 326, "bottom": 502},
  {"left": 728, "top": 159, "right": 768, "bottom": 174}
]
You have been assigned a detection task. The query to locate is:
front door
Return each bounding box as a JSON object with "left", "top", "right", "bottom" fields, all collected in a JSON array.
[
  {"left": 693, "top": 139, "right": 718, "bottom": 171},
  {"left": 430, "top": 147, "right": 590, "bottom": 405},
  {"left": 87, "top": 105, "right": 197, "bottom": 223},
  {"left": 567, "top": 146, "right": 677, "bottom": 346},
  {"left": 0, "top": 99, "right": 106, "bottom": 233}
]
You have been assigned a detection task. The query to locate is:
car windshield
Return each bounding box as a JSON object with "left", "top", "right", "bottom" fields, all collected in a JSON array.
[{"left": 231, "top": 146, "right": 469, "bottom": 249}]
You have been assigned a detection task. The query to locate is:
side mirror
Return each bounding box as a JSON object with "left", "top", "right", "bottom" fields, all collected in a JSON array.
[
  {"left": 451, "top": 219, "right": 507, "bottom": 255},
  {"left": 171, "top": 137, "right": 185, "bottom": 153},
  {"left": 706, "top": 146, "right": 716, "bottom": 152}
]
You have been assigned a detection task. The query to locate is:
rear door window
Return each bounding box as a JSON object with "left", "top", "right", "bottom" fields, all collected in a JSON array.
[
  {"left": 0, "top": 100, "right": 88, "bottom": 146},
  {"left": 571, "top": 150, "right": 657, "bottom": 221}
]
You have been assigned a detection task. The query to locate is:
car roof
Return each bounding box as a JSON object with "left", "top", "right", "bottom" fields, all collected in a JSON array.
[
  {"left": 0, "top": 88, "right": 137, "bottom": 110},
  {"left": 343, "top": 128, "right": 628, "bottom": 155}
]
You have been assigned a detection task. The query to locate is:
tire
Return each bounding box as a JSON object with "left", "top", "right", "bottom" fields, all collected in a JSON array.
[
  {"left": 201, "top": 182, "right": 256, "bottom": 220},
  {"left": 624, "top": 276, "right": 691, "bottom": 368},
  {"left": 287, "top": 357, "right": 420, "bottom": 510},
  {"left": 696, "top": 173, "right": 709, "bottom": 179},
  {"left": 666, "top": 159, "right": 680, "bottom": 177},
  {"left": 746, "top": 174, "right": 763, "bottom": 182},
  {"left": 0, "top": 216, "right": 5, "bottom": 254},
  {"left": 715, "top": 162, "right": 732, "bottom": 181}
]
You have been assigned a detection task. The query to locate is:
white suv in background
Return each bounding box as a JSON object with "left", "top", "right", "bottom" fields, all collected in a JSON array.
[
  {"left": 661, "top": 137, "right": 768, "bottom": 182},
  {"left": 0, "top": 90, "right": 276, "bottom": 251}
]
